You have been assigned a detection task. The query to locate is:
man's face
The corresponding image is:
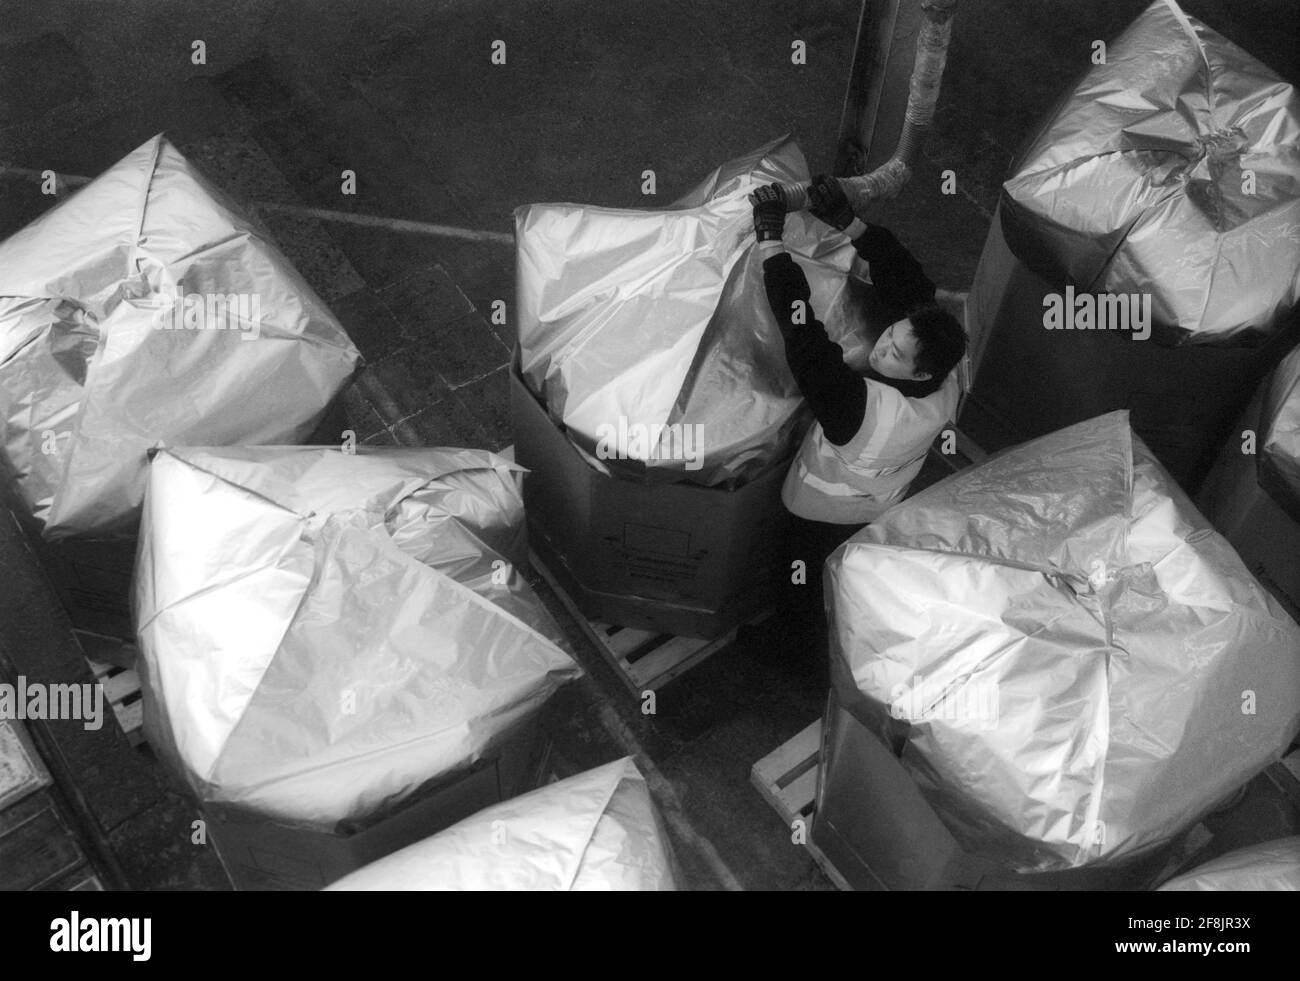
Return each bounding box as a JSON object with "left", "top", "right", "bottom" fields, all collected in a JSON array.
[{"left": 868, "top": 318, "right": 933, "bottom": 382}]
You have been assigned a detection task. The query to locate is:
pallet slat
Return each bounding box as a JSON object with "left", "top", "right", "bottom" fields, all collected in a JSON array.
[
  {"left": 81, "top": 655, "right": 146, "bottom": 746},
  {"left": 624, "top": 631, "right": 734, "bottom": 691},
  {"left": 752, "top": 720, "right": 821, "bottom": 792},
  {"left": 777, "top": 768, "right": 819, "bottom": 824},
  {"left": 529, "top": 549, "right": 747, "bottom": 697},
  {"left": 605, "top": 626, "right": 660, "bottom": 659},
  {"left": 750, "top": 718, "right": 852, "bottom": 890},
  {"left": 100, "top": 669, "right": 140, "bottom": 705},
  {"left": 115, "top": 701, "right": 145, "bottom": 747}
]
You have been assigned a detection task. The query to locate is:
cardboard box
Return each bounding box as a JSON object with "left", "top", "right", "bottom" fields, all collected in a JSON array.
[
  {"left": 29, "top": 535, "right": 137, "bottom": 642},
  {"left": 811, "top": 694, "right": 1180, "bottom": 890},
  {"left": 959, "top": 207, "right": 1294, "bottom": 494},
  {"left": 1198, "top": 390, "right": 1300, "bottom": 622},
  {"left": 0, "top": 387, "right": 356, "bottom": 648},
  {"left": 205, "top": 724, "right": 548, "bottom": 891},
  {"left": 510, "top": 357, "right": 791, "bottom": 639},
  {"left": 1, "top": 475, "right": 138, "bottom": 641}
]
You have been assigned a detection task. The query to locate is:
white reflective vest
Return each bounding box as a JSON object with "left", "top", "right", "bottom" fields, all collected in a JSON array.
[{"left": 782, "top": 371, "right": 960, "bottom": 524}]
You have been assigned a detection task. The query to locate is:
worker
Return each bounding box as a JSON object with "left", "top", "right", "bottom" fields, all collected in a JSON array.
[{"left": 750, "top": 176, "right": 967, "bottom": 633}]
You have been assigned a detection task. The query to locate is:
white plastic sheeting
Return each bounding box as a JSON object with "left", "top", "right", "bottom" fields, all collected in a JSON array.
[
  {"left": 1159, "top": 837, "right": 1300, "bottom": 891},
  {"left": 328, "top": 757, "right": 676, "bottom": 891},
  {"left": 0, "top": 134, "right": 360, "bottom": 539},
  {"left": 826, "top": 411, "right": 1300, "bottom": 872},
  {"left": 516, "top": 136, "right": 881, "bottom": 485},
  {"left": 1001, "top": 0, "right": 1300, "bottom": 342},
  {"left": 1262, "top": 343, "right": 1300, "bottom": 516},
  {"left": 135, "top": 445, "right": 579, "bottom": 830}
]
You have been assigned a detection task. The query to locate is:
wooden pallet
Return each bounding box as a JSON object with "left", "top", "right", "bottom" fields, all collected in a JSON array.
[
  {"left": 750, "top": 718, "right": 852, "bottom": 891},
  {"left": 85, "top": 657, "right": 145, "bottom": 748},
  {"left": 529, "top": 549, "right": 743, "bottom": 697}
]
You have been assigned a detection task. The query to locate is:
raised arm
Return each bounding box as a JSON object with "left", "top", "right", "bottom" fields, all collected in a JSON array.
[
  {"left": 751, "top": 185, "right": 865, "bottom": 446},
  {"left": 805, "top": 173, "right": 936, "bottom": 316}
]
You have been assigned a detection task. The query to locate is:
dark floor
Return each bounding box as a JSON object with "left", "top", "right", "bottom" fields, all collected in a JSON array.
[{"left": 2, "top": 0, "right": 1298, "bottom": 890}]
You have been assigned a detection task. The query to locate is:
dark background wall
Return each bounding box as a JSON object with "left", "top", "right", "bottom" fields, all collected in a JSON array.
[{"left": 1, "top": 0, "right": 1296, "bottom": 446}]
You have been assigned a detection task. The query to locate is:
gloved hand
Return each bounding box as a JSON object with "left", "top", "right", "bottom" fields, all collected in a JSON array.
[
  {"left": 750, "top": 184, "right": 787, "bottom": 243},
  {"left": 807, "top": 174, "right": 854, "bottom": 231}
]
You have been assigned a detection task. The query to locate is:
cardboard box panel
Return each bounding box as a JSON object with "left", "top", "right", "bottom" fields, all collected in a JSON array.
[
  {"left": 206, "top": 726, "right": 547, "bottom": 891},
  {"left": 811, "top": 694, "right": 1179, "bottom": 890},
  {"left": 511, "top": 359, "right": 790, "bottom": 639},
  {"left": 1198, "top": 391, "right": 1300, "bottom": 621},
  {"left": 959, "top": 210, "right": 1294, "bottom": 494}
]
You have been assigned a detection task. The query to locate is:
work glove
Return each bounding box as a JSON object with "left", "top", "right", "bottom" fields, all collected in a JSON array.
[
  {"left": 750, "top": 184, "right": 787, "bottom": 243},
  {"left": 807, "top": 174, "right": 854, "bottom": 231}
]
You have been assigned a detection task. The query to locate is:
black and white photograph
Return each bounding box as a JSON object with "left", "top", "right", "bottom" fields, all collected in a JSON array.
[{"left": 1, "top": 0, "right": 1297, "bottom": 954}]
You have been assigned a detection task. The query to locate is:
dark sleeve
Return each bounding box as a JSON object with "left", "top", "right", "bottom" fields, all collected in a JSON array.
[
  {"left": 762, "top": 252, "right": 866, "bottom": 446},
  {"left": 850, "top": 224, "right": 936, "bottom": 317}
]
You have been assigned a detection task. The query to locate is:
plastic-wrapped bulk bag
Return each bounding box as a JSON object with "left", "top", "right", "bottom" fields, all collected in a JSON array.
[
  {"left": 0, "top": 134, "right": 360, "bottom": 539},
  {"left": 516, "top": 135, "right": 884, "bottom": 486},
  {"left": 134, "top": 445, "right": 580, "bottom": 829},
  {"left": 328, "top": 757, "right": 676, "bottom": 891},
  {"left": 1159, "top": 837, "right": 1300, "bottom": 891},
  {"left": 999, "top": 0, "right": 1300, "bottom": 344},
  {"left": 960, "top": 0, "right": 1300, "bottom": 490},
  {"left": 1261, "top": 344, "right": 1300, "bottom": 522},
  {"left": 825, "top": 411, "right": 1300, "bottom": 873}
]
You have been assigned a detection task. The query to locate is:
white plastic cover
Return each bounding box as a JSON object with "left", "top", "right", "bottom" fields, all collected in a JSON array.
[
  {"left": 135, "top": 445, "right": 580, "bottom": 829},
  {"left": 516, "top": 136, "right": 881, "bottom": 485},
  {"left": 1262, "top": 343, "right": 1300, "bottom": 516},
  {"left": 327, "top": 757, "right": 676, "bottom": 891},
  {"left": 0, "top": 134, "right": 360, "bottom": 539},
  {"left": 826, "top": 411, "right": 1300, "bottom": 872},
  {"left": 1159, "top": 837, "right": 1300, "bottom": 891},
  {"left": 1001, "top": 0, "right": 1300, "bottom": 342}
]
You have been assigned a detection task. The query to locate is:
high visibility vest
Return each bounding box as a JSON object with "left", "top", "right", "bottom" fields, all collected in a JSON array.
[{"left": 782, "top": 372, "right": 960, "bottom": 524}]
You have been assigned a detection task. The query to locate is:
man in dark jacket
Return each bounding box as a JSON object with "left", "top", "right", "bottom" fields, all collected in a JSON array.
[{"left": 751, "top": 176, "right": 967, "bottom": 635}]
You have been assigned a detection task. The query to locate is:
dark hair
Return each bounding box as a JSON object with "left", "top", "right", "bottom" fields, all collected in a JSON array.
[{"left": 906, "top": 302, "right": 967, "bottom": 381}]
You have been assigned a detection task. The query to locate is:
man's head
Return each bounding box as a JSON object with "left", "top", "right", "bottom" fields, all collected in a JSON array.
[{"left": 867, "top": 302, "right": 967, "bottom": 384}]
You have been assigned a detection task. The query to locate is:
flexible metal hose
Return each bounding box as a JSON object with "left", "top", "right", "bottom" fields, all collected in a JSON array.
[{"left": 780, "top": 0, "right": 958, "bottom": 213}]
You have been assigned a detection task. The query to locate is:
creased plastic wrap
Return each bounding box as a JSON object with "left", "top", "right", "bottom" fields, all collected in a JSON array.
[
  {"left": 135, "top": 445, "right": 580, "bottom": 830},
  {"left": 1262, "top": 343, "right": 1300, "bottom": 520},
  {"left": 0, "top": 134, "right": 360, "bottom": 539},
  {"left": 1000, "top": 0, "right": 1300, "bottom": 343},
  {"left": 826, "top": 411, "right": 1300, "bottom": 873},
  {"left": 1159, "top": 837, "right": 1300, "bottom": 891},
  {"left": 327, "top": 757, "right": 677, "bottom": 891},
  {"left": 516, "top": 136, "right": 883, "bottom": 486}
]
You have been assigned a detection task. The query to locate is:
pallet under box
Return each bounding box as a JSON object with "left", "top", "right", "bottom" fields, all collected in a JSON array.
[
  {"left": 529, "top": 547, "right": 750, "bottom": 697},
  {"left": 753, "top": 697, "right": 1205, "bottom": 891}
]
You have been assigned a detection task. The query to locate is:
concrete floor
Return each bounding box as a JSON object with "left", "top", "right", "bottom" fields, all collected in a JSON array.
[{"left": 2, "top": 0, "right": 1298, "bottom": 890}]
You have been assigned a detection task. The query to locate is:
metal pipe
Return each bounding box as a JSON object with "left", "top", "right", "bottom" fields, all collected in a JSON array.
[
  {"left": 253, "top": 201, "right": 515, "bottom": 245},
  {"left": 781, "top": 0, "right": 958, "bottom": 213},
  {"left": 0, "top": 169, "right": 513, "bottom": 246}
]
